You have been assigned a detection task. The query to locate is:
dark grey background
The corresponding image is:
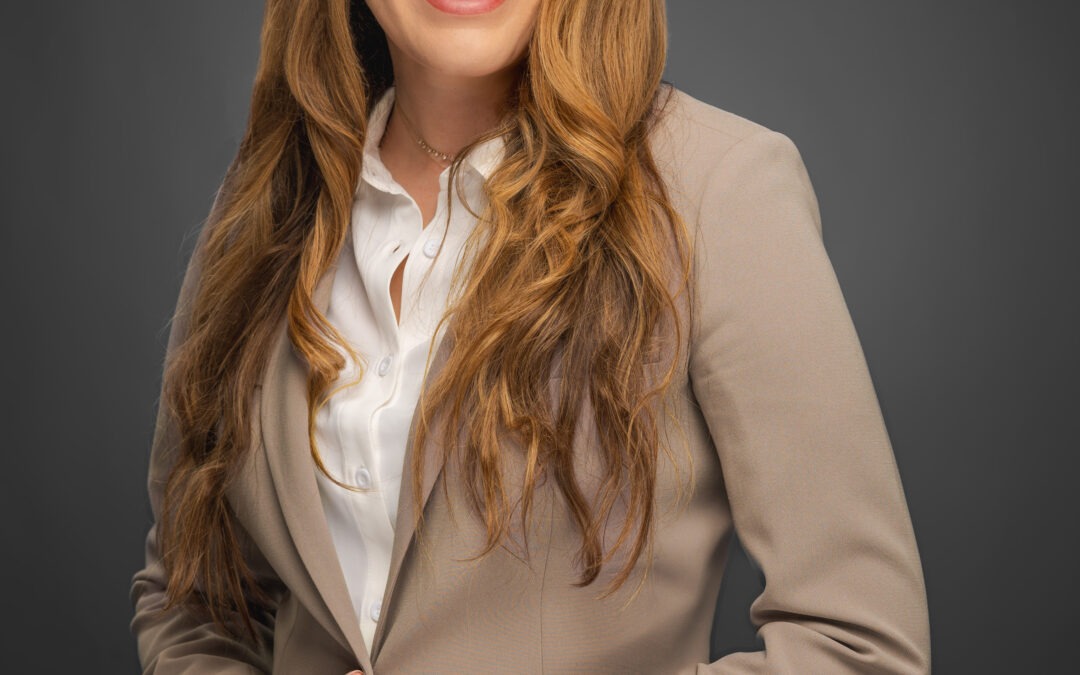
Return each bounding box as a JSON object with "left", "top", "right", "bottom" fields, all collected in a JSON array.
[{"left": 1, "top": 1, "right": 1076, "bottom": 673}]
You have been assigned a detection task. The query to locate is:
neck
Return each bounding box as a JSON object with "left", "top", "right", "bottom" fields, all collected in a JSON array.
[{"left": 382, "top": 45, "right": 518, "bottom": 167}]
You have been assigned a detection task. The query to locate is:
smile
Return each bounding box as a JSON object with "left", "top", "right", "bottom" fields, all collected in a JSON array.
[{"left": 425, "top": 0, "right": 507, "bottom": 16}]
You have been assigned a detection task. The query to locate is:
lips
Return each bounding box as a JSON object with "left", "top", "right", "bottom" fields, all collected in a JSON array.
[{"left": 425, "top": 0, "right": 507, "bottom": 16}]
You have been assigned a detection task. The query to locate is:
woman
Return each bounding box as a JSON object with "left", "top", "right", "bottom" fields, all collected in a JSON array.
[{"left": 130, "top": 0, "right": 931, "bottom": 673}]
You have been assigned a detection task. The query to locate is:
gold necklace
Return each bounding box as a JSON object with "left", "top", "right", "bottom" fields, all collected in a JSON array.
[{"left": 390, "top": 100, "right": 454, "bottom": 165}]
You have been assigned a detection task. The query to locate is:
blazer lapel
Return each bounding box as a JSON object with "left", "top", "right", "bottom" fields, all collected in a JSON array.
[
  {"left": 260, "top": 250, "right": 458, "bottom": 669},
  {"left": 261, "top": 259, "right": 371, "bottom": 670}
]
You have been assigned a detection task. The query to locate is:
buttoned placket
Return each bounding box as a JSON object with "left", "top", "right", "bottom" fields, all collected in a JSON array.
[{"left": 341, "top": 160, "right": 457, "bottom": 649}]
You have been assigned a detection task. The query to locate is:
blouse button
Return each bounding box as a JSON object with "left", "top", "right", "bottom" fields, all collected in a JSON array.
[
  {"left": 353, "top": 467, "right": 372, "bottom": 489},
  {"left": 376, "top": 354, "right": 393, "bottom": 376},
  {"left": 422, "top": 237, "right": 440, "bottom": 258},
  {"left": 369, "top": 599, "right": 382, "bottom": 622}
]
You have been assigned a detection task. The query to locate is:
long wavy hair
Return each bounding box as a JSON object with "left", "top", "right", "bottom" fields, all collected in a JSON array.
[{"left": 156, "top": 0, "right": 691, "bottom": 644}]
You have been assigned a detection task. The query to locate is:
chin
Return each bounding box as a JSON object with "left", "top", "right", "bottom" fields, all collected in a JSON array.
[{"left": 412, "top": 41, "right": 527, "bottom": 80}]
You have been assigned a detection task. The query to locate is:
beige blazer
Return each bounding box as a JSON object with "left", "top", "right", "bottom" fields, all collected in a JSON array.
[{"left": 131, "top": 85, "right": 931, "bottom": 674}]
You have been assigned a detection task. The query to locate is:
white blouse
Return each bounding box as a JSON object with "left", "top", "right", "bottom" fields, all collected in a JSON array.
[{"left": 313, "top": 85, "right": 506, "bottom": 653}]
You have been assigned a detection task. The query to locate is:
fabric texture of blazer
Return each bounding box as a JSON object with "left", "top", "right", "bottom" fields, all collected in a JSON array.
[{"left": 130, "top": 84, "right": 932, "bottom": 674}]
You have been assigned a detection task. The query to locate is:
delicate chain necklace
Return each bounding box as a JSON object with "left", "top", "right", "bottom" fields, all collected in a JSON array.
[{"left": 389, "top": 99, "right": 454, "bottom": 165}]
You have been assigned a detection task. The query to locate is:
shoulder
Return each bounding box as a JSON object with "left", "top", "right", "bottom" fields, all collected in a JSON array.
[
  {"left": 648, "top": 83, "right": 811, "bottom": 219},
  {"left": 652, "top": 83, "right": 773, "bottom": 147}
]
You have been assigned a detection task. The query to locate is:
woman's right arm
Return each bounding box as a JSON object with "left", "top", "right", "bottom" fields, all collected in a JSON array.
[{"left": 129, "top": 185, "right": 280, "bottom": 674}]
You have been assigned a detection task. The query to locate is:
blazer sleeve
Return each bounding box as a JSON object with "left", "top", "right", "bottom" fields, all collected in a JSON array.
[
  {"left": 687, "top": 129, "right": 931, "bottom": 673},
  {"left": 129, "top": 186, "right": 279, "bottom": 674}
]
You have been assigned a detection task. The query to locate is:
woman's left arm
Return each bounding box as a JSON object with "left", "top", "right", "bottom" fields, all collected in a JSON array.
[{"left": 688, "top": 129, "right": 931, "bottom": 674}]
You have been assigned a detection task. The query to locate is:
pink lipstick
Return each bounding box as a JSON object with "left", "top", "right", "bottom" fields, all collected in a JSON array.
[{"left": 425, "top": 0, "right": 506, "bottom": 16}]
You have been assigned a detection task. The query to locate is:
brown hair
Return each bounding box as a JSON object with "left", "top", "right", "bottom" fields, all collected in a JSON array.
[{"left": 156, "top": 0, "right": 690, "bottom": 643}]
